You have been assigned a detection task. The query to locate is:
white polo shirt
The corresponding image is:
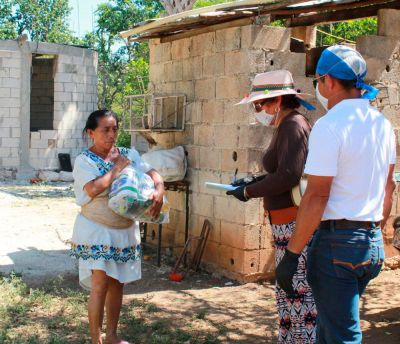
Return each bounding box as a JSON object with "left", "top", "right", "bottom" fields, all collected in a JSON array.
[{"left": 304, "top": 98, "right": 396, "bottom": 221}]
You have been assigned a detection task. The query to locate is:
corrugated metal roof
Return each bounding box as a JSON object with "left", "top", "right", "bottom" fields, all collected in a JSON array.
[{"left": 120, "top": 0, "right": 400, "bottom": 42}]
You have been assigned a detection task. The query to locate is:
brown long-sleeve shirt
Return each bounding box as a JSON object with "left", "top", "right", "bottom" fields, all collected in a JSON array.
[{"left": 246, "top": 111, "right": 311, "bottom": 210}]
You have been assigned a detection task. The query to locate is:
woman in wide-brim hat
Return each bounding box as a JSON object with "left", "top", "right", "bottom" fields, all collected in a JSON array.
[{"left": 227, "top": 69, "right": 317, "bottom": 343}]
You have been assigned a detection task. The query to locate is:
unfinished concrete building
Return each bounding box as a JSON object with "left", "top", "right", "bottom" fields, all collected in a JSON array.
[
  {"left": 122, "top": 1, "right": 400, "bottom": 281},
  {"left": 0, "top": 41, "right": 97, "bottom": 179}
]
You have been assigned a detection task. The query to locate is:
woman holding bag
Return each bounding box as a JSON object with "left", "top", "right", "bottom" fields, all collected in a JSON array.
[
  {"left": 70, "top": 109, "right": 164, "bottom": 344},
  {"left": 227, "top": 70, "right": 317, "bottom": 343}
]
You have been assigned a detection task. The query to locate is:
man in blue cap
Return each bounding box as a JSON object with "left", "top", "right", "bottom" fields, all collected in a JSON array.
[{"left": 275, "top": 45, "right": 396, "bottom": 343}]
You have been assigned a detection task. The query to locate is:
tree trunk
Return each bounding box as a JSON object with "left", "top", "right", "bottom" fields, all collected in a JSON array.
[{"left": 160, "top": 0, "right": 197, "bottom": 15}]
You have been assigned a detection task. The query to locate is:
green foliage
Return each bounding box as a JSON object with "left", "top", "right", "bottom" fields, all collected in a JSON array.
[
  {"left": 317, "top": 18, "right": 377, "bottom": 46},
  {"left": 0, "top": 1, "right": 16, "bottom": 40},
  {"left": 194, "top": 0, "right": 231, "bottom": 8}
]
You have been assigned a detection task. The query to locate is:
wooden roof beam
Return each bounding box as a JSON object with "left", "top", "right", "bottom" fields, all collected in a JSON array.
[{"left": 284, "top": 0, "right": 400, "bottom": 27}]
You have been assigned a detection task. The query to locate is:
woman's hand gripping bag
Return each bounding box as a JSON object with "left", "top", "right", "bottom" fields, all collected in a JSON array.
[{"left": 108, "top": 165, "right": 169, "bottom": 224}]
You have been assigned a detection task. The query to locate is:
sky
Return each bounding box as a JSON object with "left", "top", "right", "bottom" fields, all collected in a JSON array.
[{"left": 69, "top": 0, "right": 106, "bottom": 37}]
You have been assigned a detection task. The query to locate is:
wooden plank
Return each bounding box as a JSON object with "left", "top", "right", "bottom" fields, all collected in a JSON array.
[
  {"left": 160, "top": 17, "right": 256, "bottom": 43},
  {"left": 271, "top": 0, "right": 393, "bottom": 15},
  {"left": 120, "top": 0, "right": 308, "bottom": 38},
  {"left": 285, "top": 0, "right": 400, "bottom": 26}
]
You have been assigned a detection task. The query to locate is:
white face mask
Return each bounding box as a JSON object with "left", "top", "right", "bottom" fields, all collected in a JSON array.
[
  {"left": 255, "top": 111, "right": 274, "bottom": 126},
  {"left": 315, "top": 84, "right": 328, "bottom": 111}
]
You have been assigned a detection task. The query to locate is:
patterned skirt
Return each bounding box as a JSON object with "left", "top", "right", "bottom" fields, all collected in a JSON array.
[{"left": 272, "top": 221, "right": 317, "bottom": 344}]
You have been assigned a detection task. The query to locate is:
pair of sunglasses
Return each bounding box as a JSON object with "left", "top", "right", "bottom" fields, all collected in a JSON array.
[
  {"left": 252, "top": 100, "right": 268, "bottom": 112},
  {"left": 312, "top": 75, "right": 326, "bottom": 88}
]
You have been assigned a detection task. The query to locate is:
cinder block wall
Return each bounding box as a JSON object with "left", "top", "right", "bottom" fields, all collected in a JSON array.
[
  {"left": 0, "top": 48, "right": 22, "bottom": 174},
  {"left": 133, "top": 25, "right": 321, "bottom": 281},
  {"left": 0, "top": 40, "right": 98, "bottom": 175},
  {"left": 356, "top": 9, "right": 400, "bottom": 257},
  {"left": 29, "top": 45, "right": 98, "bottom": 170}
]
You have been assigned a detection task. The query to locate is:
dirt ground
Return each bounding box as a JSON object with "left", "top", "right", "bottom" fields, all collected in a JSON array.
[{"left": 0, "top": 182, "right": 399, "bottom": 343}]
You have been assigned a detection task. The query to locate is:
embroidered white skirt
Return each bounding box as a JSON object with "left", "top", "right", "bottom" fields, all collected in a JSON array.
[{"left": 70, "top": 214, "right": 141, "bottom": 290}]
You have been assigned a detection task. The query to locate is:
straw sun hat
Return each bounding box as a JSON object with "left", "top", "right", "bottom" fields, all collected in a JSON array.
[{"left": 237, "top": 70, "right": 315, "bottom": 110}]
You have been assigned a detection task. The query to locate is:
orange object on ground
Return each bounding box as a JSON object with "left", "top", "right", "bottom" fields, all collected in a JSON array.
[{"left": 169, "top": 273, "right": 184, "bottom": 282}]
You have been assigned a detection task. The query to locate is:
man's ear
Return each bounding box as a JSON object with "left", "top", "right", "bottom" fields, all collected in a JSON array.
[{"left": 324, "top": 74, "right": 336, "bottom": 91}]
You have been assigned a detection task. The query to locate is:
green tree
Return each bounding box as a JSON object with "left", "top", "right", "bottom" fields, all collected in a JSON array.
[
  {"left": 0, "top": 1, "right": 16, "bottom": 40},
  {"left": 194, "top": 0, "right": 230, "bottom": 8},
  {"left": 317, "top": 18, "right": 377, "bottom": 46},
  {"left": 13, "top": 0, "right": 77, "bottom": 44}
]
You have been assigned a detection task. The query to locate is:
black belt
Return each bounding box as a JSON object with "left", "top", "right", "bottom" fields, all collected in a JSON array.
[{"left": 319, "top": 219, "right": 380, "bottom": 230}]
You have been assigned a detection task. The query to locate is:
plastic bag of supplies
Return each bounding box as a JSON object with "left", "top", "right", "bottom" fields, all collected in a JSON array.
[{"left": 108, "top": 165, "right": 169, "bottom": 224}]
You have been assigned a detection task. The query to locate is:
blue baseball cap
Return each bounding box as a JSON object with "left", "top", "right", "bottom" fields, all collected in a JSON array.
[{"left": 316, "top": 45, "right": 379, "bottom": 100}]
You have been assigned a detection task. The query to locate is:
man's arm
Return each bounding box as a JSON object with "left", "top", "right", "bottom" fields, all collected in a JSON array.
[
  {"left": 275, "top": 174, "right": 333, "bottom": 294},
  {"left": 287, "top": 175, "right": 333, "bottom": 254},
  {"left": 381, "top": 164, "right": 396, "bottom": 229}
]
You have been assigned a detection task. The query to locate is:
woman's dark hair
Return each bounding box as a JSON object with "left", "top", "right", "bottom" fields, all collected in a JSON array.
[
  {"left": 83, "top": 109, "right": 119, "bottom": 136},
  {"left": 262, "top": 94, "right": 301, "bottom": 110}
]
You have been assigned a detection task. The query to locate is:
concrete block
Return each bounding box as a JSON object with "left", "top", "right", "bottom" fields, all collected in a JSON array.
[
  {"left": 30, "top": 131, "right": 41, "bottom": 140},
  {"left": 0, "top": 127, "right": 10, "bottom": 137},
  {"left": 219, "top": 245, "right": 260, "bottom": 275},
  {"left": 191, "top": 214, "right": 221, "bottom": 243},
  {"left": 216, "top": 77, "right": 241, "bottom": 99},
  {"left": 357, "top": 35, "right": 400, "bottom": 60},
  {"left": 0, "top": 77, "right": 19, "bottom": 88},
  {"left": 171, "top": 38, "right": 191, "bottom": 60},
  {"left": 266, "top": 51, "right": 306, "bottom": 76},
  {"left": 0, "top": 147, "right": 11, "bottom": 158},
  {"left": 9, "top": 68, "right": 20, "bottom": 78},
  {"left": 252, "top": 26, "right": 291, "bottom": 51},
  {"left": 198, "top": 169, "right": 222, "bottom": 195},
  {"left": 202, "top": 100, "right": 224, "bottom": 124},
  {"left": 195, "top": 78, "right": 215, "bottom": 100},
  {"left": 2, "top": 157, "right": 19, "bottom": 167},
  {"left": 388, "top": 85, "right": 399, "bottom": 105},
  {"left": 30, "top": 139, "right": 48, "bottom": 149},
  {"left": 259, "top": 248, "right": 275, "bottom": 275},
  {"left": 2, "top": 58, "right": 20, "bottom": 68},
  {"left": 203, "top": 53, "right": 225, "bottom": 77},
  {"left": 220, "top": 222, "right": 262, "bottom": 250},
  {"left": 54, "top": 92, "right": 71, "bottom": 102},
  {"left": 247, "top": 149, "right": 264, "bottom": 174},
  {"left": 54, "top": 73, "right": 74, "bottom": 83},
  {"left": 40, "top": 130, "right": 58, "bottom": 140},
  {"left": 10, "top": 88, "right": 19, "bottom": 98},
  {"left": 378, "top": 9, "right": 400, "bottom": 37},
  {"left": 185, "top": 146, "right": 200, "bottom": 169},
  {"left": 176, "top": 80, "right": 195, "bottom": 102},
  {"left": 2, "top": 137, "right": 19, "bottom": 148},
  {"left": 153, "top": 42, "right": 171, "bottom": 63},
  {"left": 191, "top": 32, "right": 215, "bottom": 57},
  {"left": 224, "top": 51, "right": 252, "bottom": 75},
  {"left": 191, "top": 192, "right": 214, "bottom": 217},
  {"left": 0, "top": 87, "right": 10, "bottom": 98},
  {"left": 199, "top": 147, "right": 221, "bottom": 170},
  {"left": 213, "top": 124, "right": 240, "bottom": 148},
  {"left": 238, "top": 124, "right": 274, "bottom": 149},
  {"left": 0, "top": 107, "right": 10, "bottom": 117},
  {"left": 216, "top": 27, "right": 241, "bottom": 52},
  {"left": 1, "top": 117, "right": 19, "bottom": 128},
  {"left": 241, "top": 25, "right": 263, "bottom": 49},
  {"left": 11, "top": 128, "right": 20, "bottom": 138},
  {"left": 0, "top": 67, "right": 9, "bottom": 78},
  {"left": 193, "top": 124, "right": 214, "bottom": 147},
  {"left": 201, "top": 240, "right": 221, "bottom": 266},
  {"left": 221, "top": 148, "right": 249, "bottom": 173},
  {"left": 223, "top": 101, "right": 248, "bottom": 124},
  {"left": 166, "top": 190, "right": 185, "bottom": 212},
  {"left": 214, "top": 195, "right": 244, "bottom": 223}
]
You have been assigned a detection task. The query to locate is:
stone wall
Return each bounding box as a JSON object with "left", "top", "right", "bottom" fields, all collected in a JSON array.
[{"left": 0, "top": 40, "right": 97, "bottom": 176}]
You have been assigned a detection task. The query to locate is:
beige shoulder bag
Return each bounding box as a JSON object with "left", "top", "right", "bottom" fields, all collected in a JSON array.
[
  {"left": 291, "top": 176, "right": 307, "bottom": 207},
  {"left": 81, "top": 196, "right": 133, "bottom": 229}
]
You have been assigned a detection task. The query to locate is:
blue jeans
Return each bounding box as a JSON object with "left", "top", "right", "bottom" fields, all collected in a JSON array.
[{"left": 307, "top": 225, "right": 384, "bottom": 344}]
